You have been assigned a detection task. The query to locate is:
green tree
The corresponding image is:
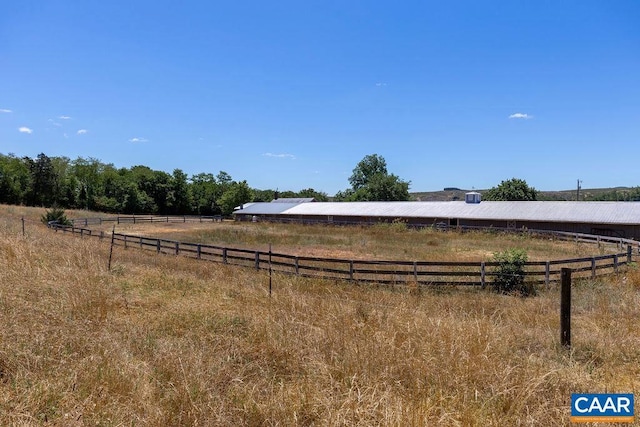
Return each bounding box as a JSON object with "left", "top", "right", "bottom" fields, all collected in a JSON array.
[
  {"left": 337, "top": 154, "right": 410, "bottom": 201},
  {"left": 191, "top": 173, "right": 221, "bottom": 214},
  {"left": 0, "top": 154, "right": 31, "bottom": 205},
  {"left": 218, "top": 180, "right": 253, "bottom": 216},
  {"left": 70, "top": 157, "right": 105, "bottom": 210},
  {"left": 167, "top": 169, "right": 193, "bottom": 214},
  {"left": 483, "top": 178, "right": 538, "bottom": 201},
  {"left": 25, "top": 153, "right": 57, "bottom": 206},
  {"left": 349, "top": 154, "right": 389, "bottom": 190},
  {"left": 298, "top": 188, "right": 329, "bottom": 201}
]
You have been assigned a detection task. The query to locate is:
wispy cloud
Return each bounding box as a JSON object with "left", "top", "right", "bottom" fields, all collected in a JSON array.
[
  {"left": 375, "top": 82, "right": 387, "bottom": 87},
  {"left": 48, "top": 118, "right": 62, "bottom": 127},
  {"left": 509, "top": 113, "right": 533, "bottom": 120},
  {"left": 77, "top": 129, "right": 88, "bottom": 135},
  {"left": 59, "top": 115, "right": 72, "bottom": 120},
  {"left": 129, "top": 137, "right": 148, "bottom": 143},
  {"left": 1, "top": 108, "right": 12, "bottom": 113},
  {"left": 263, "top": 152, "right": 296, "bottom": 160},
  {"left": 19, "top": 126, "right": 33, "bottom": 134}
]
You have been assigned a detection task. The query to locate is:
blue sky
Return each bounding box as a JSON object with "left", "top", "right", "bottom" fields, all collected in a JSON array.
[{"left": 1, "top": 1, "right": 639, "bottom": 195}]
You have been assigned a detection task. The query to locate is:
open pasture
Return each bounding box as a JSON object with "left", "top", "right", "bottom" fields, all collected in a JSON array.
[{"left": 0, "top": 205, "right": 639, "bottom": 426}]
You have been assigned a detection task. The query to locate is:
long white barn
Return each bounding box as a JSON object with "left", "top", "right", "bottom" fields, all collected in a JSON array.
[{"left": 233, "top": 200, "right": 640, "bottom": 239}]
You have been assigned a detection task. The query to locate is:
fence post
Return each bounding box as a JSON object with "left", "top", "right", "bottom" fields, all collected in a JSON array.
[
  {"left": 21, "top": 217, "right": 25, "bottom": 236},
  {"left": 350, "top": 261, "right": 354, "bottom": 281},
  {"left": 614, "top": 254, "right": 618, "bottom": 272},
  {"left": 295, "top": 257, "right": 299, "bottom": 275},
  {"left": 561, "top": 268, "right": 571, "bottom": 348},
  {"left": 255, "top": 251, "right": 260, "bottom": 270},
  {"left": 197, "top": 244, "right": 201, "bottom": 260},
  {"left": 480, "top": 262, "right": 486, "bottom": 288},
  {"left": 140, "top": 237, "right": 143, "bottom": 249},
  {"left": 627, "top": 245, "right": 632, "bottom": 264},
  {"left": 108, "top": 226, "right": 116, "bottom": 271},
  {"left": 223, "top": 248, "right": 227, "bottom": 264},
  {"left": 414, "top": 261, "right": 418, "bottom": 283},
  {"left": 156, "top": 239, "right": 161, "bottom": 253},
  {"left": 175, "top": 242, "right": 179, "bottom": 256},
  {"left": 545, "top": 261, "right": 550, "bottom": 286},
  {"left": 269, "top": 244, "right": 272, "bottom": 297}
]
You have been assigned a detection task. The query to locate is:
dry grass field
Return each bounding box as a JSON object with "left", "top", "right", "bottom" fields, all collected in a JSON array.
[{"left": 1, "top": 205, "right": 639, "bottom": 426}]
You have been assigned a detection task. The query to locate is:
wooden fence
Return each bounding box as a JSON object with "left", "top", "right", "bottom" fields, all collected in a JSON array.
[
  {"left": 69, "top": 215, "right": 223, "bottom": 227},
  {"left": 48, "top": 216, "right": 637, "bottom": 287}
]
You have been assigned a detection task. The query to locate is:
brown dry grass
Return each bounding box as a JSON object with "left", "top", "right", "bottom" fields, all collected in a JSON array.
[{"left": 1, "top": 205, "right": 639, "bottom": 426}]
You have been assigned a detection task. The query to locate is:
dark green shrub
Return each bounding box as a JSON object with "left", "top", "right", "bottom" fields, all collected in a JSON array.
[
  {"left": 491, "top": 248, "right": 535, "bottom": 296},
  {"left": 41, "top": 206, "right": 72, "bottom": 227}
]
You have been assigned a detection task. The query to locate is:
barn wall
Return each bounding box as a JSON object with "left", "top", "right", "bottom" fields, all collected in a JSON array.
[{"left": 235, "top": 212, "right": 640, "bottom": 239}]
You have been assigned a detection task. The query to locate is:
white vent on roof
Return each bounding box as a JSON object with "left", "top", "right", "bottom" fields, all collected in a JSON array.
[{"left": 465, "top": 192, "right": 481, "bottom": 204}]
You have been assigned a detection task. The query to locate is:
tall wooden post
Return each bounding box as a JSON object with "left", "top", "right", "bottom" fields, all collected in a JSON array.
[
  {"left": 108, "top": 225, "right": 116, "bottom": 271},
  {"left": 561, "top": 268, "right": 571, "bottom": 348},
  {"left": 268, "top": 244, "right": 272, "bottom": 297}
]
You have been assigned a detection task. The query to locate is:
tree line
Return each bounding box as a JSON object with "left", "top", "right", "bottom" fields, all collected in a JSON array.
[
  {"left": 0, "top": 152, "right": 328, "bottom": 215},
  {"left": 6, "top": 151, "right": 612, "bottom": 215}
]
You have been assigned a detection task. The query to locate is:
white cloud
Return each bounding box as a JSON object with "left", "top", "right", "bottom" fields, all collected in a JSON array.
[
  {"left": 77, "top": 129, "right": 88, "bottom": 135},
  {"left": 63, "top": 133, "right": 69, "bottom": 139},
  {"left": 59, "top": 115, "right": 72, "bottom": 120},
  {"left": 129, "top": 137, "right": 149, "bottom": 143},
  {"left": 375, "top": 82, "right": 387, "bottom": 87},
  {"left": 19, "top": 126, "right": 33, "bottom": 134},
  {"left": 1, "top": 108, "right": 12, "bottom": 113},
  {"left": 48, "top": 118, "right": 62, "bottom": 127},
  {"left": 263, "top": 152, "right": 296, "bottom": 160},
  {"left": 509, "top": 113, "right": 533, "bottom": 119}
]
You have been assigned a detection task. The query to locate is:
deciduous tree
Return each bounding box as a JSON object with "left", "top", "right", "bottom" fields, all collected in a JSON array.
[{"left": 483, "top": 178, "right": 537, "bottom": 201}]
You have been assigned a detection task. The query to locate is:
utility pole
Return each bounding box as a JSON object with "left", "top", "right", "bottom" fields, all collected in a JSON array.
[{"left": 576, "top": 179, "right": 582, "bottom": 201}]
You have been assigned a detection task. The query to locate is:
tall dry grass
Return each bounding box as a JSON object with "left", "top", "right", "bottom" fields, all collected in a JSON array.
[{"left": 0, "top": 205, "right": 638, "bottom": 426}]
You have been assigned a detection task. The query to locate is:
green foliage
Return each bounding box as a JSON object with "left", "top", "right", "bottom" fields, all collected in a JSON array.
[
  {"left": 336, "top": 154, "right": 411, "bottom": 201},
  {"left": 217, "top": 180, "right": 253, "bottom": 216},
  {"left": 1, "top": 151, "right": 330, "bottom": 215},
  {"left": 590, "top": 186, "right": 640, "bottom": 201},
  {"left": 483, "top": 178, "right": 538, "bottom": 201},
  {"left": 491, "top": 249, "right": 535, "bottom": 296},
  {"left": 41, "top": 206, "right": 72, "bottom": 226}
]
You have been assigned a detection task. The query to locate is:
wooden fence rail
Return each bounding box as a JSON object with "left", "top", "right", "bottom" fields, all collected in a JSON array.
[{"left": 49, "top": 221, "right": 635, "bottom": 287}]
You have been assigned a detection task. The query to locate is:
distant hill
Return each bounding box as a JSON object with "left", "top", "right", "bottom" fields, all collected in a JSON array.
[{"left": 411, "top": 187, "right": 637, "bottom": 202}]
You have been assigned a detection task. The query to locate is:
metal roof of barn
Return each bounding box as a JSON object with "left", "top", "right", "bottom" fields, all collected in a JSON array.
[
  {"left": 235, "top": 202, "right": 303, "bottom": 215},
  {"left": 236, "top": 201, "right": 640, "bottom": 225}
]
